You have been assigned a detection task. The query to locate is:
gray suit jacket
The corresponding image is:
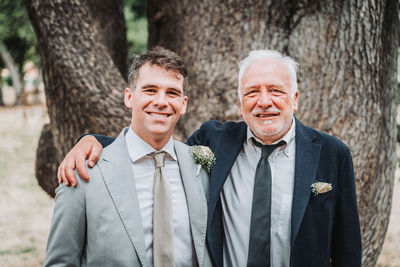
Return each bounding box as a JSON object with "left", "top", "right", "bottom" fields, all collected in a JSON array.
[{"left": 44, "top": 127, "right": 212, "bottom": 267}]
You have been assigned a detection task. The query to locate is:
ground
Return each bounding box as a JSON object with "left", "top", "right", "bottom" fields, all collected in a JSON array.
[{"left": 0, "top": 105, "right": 399, "bottom": 266}]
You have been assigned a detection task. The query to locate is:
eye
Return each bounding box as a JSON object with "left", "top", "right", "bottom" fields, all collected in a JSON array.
[
  {"left": 168, "top": 90, "right": 180, "bottom": 96},
  {"left": 166, "top": 89, "right": 182, "bottom": 97},
  {"left": 270, "top": 88, "right": 284, "bottom": 95},
  {"left": 144, "top": 88, "right": 157, "bottom": 94},
  {"left": 245, "top": 89, "right": 259, "bottom": 97}
]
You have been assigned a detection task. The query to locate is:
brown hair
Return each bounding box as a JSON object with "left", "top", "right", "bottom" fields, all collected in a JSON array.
[{"left": 128, "top": 46, "right": 188, "bottom": 91}]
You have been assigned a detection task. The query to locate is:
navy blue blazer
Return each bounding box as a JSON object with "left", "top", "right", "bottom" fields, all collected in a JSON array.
[{"left": 93, "top": 118, "right": 362, "bottom": 267}]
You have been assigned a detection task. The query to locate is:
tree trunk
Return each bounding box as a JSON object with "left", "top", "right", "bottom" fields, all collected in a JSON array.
[
  {"left": 148, "top": 0, "right": 398, "bottom": 265},
  {"left": 26, "top": 0, "right": 130, "bottom": 196},
  {"left": 27, "top": 0, "right": 398, "bottom": 265},
  {"left": 0, "top": 43, "right": 23, "bottom": 104}
]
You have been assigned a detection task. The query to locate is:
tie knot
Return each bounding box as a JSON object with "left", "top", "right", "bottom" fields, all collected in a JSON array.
[
  {"left": 153, "top": 152, "right": 166, "bottom": 168},
  {"left": 252, "top": 138, "right": 286, "bottom": 159}
]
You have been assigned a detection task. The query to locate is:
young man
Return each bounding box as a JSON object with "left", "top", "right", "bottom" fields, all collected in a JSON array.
[{"left": 45, "top": 47, "right": 212, "bottom": 267}]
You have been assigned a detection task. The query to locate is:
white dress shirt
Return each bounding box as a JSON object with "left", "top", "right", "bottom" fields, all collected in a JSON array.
[
  {"left": 125, "top": 128, "right": 197, "bottom": 267},
  {"left": 221, "top": 119, "right": 296, "bottom": 267}
]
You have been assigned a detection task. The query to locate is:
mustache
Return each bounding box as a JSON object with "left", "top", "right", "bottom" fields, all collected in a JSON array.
[{"left": 250, "top": 108, "right": 281, "bottom": 115}]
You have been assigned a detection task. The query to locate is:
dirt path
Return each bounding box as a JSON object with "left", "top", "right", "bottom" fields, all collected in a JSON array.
[
  {"left": 0, "top": 105, "right": 53, "bottom": 266},
  {"left": 0, "top": 105, "right": 398, "bottom": 266}
]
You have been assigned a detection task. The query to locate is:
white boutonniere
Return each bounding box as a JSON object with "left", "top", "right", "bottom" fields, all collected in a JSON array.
[
  {"left": 311, "top": 181, "right": 332, "bottom": 196},
  {"left": 191, "top": 145, "right": 216, "bottom": 175}
]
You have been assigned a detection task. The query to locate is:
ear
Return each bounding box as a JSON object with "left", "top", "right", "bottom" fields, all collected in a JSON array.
[
  {"left": 180, "top": 96, "right": 188, "bottom": 115},
  {"left": 292, "top": 91, "right": 299, "bottom": 112},
  {"left": 124, "top": 88, "right": 133, "bottom": 108}
]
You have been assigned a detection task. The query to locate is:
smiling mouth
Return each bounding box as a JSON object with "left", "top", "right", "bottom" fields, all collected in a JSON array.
[
  {"left": 147, "top": 112, "right": 171, "bottom": 118},
  {"left": 255, "top": 113, "right": 279, "bottom": 118}
]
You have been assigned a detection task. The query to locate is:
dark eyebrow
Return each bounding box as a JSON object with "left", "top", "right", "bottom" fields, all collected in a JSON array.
[
  {"left": 140, "top": 84, "right": 183, "bottom": 95},
  {"left": 167, "top": 87, "right": 183, "bottom": 95},
  {"left": 140, "top": 84, "right": 158, "bottom": 89}
]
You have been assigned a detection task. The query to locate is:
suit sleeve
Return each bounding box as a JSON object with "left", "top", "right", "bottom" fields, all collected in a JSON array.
[
  {"left": 77, "top": 133, "right": 115, "bottom": 148},
  {"left": 331, "top": 148, "right": 362, "bottom": 267},
  {"left": 186, "top": 121, "right": 216, "bottom": 146},
  {"left": 44, "top": 173, "right": 86, "bottom": 267}
]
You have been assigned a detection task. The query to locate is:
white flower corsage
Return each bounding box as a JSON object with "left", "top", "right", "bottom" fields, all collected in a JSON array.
[
  {"left": 311, "top": 181, "right": 332, "bottom": 196},
  {"left": 191, "top": 145, "right": 216, "bottom": 175}
]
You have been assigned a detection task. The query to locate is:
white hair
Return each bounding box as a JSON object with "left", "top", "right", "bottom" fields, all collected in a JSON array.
[{"left": 237, "top": 50, "right": 299, "bottom": 99}]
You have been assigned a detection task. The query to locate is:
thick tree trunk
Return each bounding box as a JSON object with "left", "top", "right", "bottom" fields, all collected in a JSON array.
[
  {"left": 148, "top": 0, "right": 398, "bottom": 265},
  {"left": 26, "top": 0, "right": 130, "bottom": 196}
]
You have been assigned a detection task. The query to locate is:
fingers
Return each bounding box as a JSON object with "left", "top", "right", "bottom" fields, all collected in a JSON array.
[
  {"left": 56, "top": 135, "right": 101, "bottom": 186},
  {"left": 64, "top": 156, "right": 78, "bottom": 186},
  {"left": 76, "top": 153, "right": 90, "bottom": 182},
  {"left": 88, "top": 141, "right": 102, "bottom": 168},
  {"left": 57, "top": 158, "right": 70, "bottom": 187}
]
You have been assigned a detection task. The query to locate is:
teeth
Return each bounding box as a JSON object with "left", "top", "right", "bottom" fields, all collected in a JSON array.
[
  {"left": 150, "top": 113, "right": 168, "bottom": 118},
  {"left": 258, "top": 114, "right": 272, "bottom": 117}
]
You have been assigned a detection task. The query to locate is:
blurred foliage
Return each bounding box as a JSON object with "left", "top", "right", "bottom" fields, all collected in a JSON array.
[
  {"left": 124, "top": 0, "right": 148, "bottom": 60},
  {"left": 0, "top": 0, "right": 39, "bottom": 71},
  {"left": 0, "top": 0, "right": 147, "bottom": 74},
  {"left": 1, "top": 75, "right": 12, "bottom": 86}
]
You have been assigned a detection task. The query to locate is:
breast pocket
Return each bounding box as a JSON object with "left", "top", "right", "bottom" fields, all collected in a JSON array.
[{"left": 308, "top": 185, "right": 335, "bottom": 213}]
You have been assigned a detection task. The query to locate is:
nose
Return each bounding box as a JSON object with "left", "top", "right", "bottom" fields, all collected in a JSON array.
[
  {"left": 257, "top": 89, "right": 272, "bottom": 108},
  {"left": 153, "top": 91, "right": 168, "bottom": 107}
]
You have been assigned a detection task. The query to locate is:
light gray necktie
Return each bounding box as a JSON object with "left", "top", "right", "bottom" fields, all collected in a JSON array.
[{"left": 152, "top": 152, "right": 175, "bottom": 267}]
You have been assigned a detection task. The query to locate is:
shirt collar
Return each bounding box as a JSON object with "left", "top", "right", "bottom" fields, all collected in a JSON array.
[
  {"left": 246, "top": 117, "right": 296, "bottom": 157},
  {"left": 125, "top": 127, "right": 177, "bottom": 163}
]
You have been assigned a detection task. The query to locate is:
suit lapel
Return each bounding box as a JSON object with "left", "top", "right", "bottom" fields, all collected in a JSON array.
[
  {"left": 97, "top": 127, "right": 148, "bottom": 267},
  {"left": 208, "top": 122, "right": 247, "bottom": 223},
  {"left": 206, "top": 122, "right": 247, "bottom": 267},
  {"left": 291, "top": 119, "right": 321, "bottom": 248},
  {"left": 174, "top": 140, "right": 208, "bottom": 267}
]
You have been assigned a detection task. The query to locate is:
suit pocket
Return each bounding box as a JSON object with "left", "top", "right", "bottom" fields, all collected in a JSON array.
[{"left": 308, "top": 185, "right": 335, "bottom": 212}]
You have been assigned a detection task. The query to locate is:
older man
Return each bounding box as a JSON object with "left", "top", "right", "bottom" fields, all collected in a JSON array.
[
  {"left": 59, "top": 50, "right": 362, "bottom": 267},
  {"left": 45, "top": 47, "right": 212, "bottom": 267}
]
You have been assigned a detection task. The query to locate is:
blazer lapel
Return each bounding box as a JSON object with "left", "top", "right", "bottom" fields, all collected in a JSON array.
[
  {"left": 206, "top": 122, "right": 247, "bottom": 267},
  {"left": 97, "top": 127, "right": 148, "bottom": 267},
  {"left": 174, "top": 140, "right": 208, "bottom": 267},
  {"left": 291, "top": 119, "right": 321, "bottom": 248},
  {"left": 208, "top": 122, "right": 247, "bottom": 222}
]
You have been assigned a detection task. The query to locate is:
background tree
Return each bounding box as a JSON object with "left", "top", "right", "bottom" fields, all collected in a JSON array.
[
  {"left": 0, "top": 0, "right": 38, "bottom": 104},
  {"left": 26, "top": 0, "right": 398, "bottom": 266}
]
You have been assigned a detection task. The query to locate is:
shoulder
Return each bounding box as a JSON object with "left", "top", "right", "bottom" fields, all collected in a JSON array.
[
  {"left": 187, "top": 120, "right": 246, "bottom": 146},
  {"left": 174, "top": 139, "right": 191, "bottom": 153},
  {"left": 297, "top": 120, "right": 351, "bottom": 156},
  {"left": 199, "top": 120, "right": 246, "bottom": 132}
]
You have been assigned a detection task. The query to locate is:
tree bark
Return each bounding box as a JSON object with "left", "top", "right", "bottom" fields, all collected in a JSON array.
[
  {"left": 148, "top": 0, "right": 398, "bottom": 265},
  {"left": 27, "top": 0, "right": 398, "bottom": 265},
  {"left": 26, "top": 0, "right": 130, "bottom": 196}
]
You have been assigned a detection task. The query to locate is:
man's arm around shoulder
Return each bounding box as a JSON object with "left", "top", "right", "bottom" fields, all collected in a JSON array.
[{"left": 187, "top": 120, "right": 240, "bottom": 146}]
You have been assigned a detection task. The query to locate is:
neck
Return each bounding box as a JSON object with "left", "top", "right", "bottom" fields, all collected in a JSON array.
[
  {"left": 256, "top": 118, "right": 294, "bottom": 145},
  {"left": 131, "top": 126, "right": 172, "bottom": 151}
]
